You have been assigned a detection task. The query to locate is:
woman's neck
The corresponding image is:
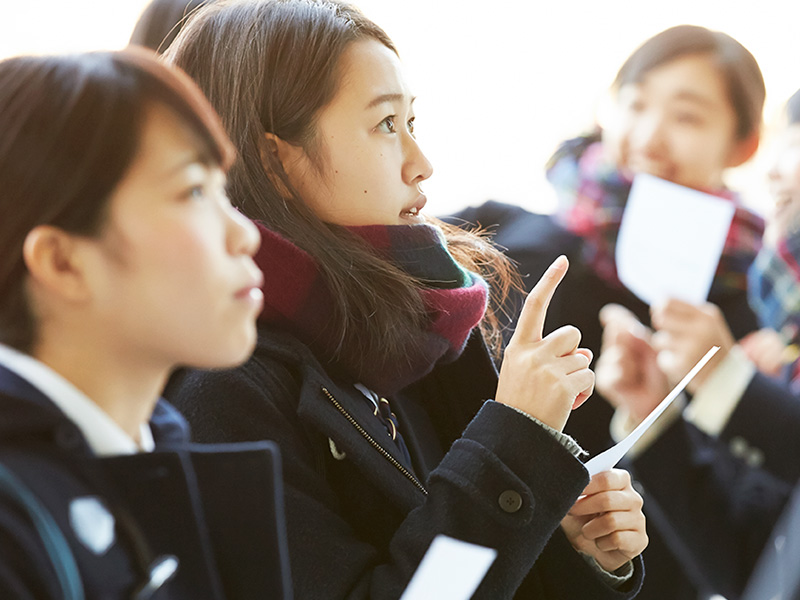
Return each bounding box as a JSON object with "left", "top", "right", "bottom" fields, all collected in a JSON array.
[{"left": 33, "top": 337, "right": 167, "bottom": 443}]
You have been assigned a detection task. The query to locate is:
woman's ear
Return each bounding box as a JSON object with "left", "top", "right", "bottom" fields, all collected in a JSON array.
[
  {"left": 22, "top": 225, "right": 92, "bottom": 303},
  {"left": 262, "top": 132, "right": 300, "bottom": 170},
  {"left": 261, "top": 132, "right": 303, "bottom": 197},
  {"left": 728, "top": 131, "right": 760, "bottom": 168}
]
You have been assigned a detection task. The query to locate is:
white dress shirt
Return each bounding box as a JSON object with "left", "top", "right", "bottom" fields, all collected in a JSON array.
[{"left": 0, "top": 343, "right": 154, "bottom": 456}]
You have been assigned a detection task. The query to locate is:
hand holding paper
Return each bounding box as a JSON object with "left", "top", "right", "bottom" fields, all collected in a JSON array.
[{"left": 584, "top": 346, "right": 719, "bottom": 476}]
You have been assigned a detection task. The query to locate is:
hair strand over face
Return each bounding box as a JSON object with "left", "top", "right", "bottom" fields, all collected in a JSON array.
[{"left": 167, "top": 0, "right": 520, "bottom": 369}]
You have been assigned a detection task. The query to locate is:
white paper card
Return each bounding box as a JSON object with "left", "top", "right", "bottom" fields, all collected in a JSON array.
[
  {"left": 584, "top": 346, "right": 719, "bottom": 477},
  {"left": 399, "top": 535, "right": 497, "bottom": 600},
  {"left": 615, "top": 174, "right": 736, "bottom": 305}
]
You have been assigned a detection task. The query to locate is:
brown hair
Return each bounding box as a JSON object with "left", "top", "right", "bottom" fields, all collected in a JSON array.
[
  {"left": 130, "top": 0, "right": 215, "bottom": 54},
  {"left": 0, "top": 48, "right": 234, "bottom": 352},
  {"left": 613, "top": 25, "right": 765, "bottom": 140},
  {"left": 167, "top": 0, "right": 518, "bottom": 367}
]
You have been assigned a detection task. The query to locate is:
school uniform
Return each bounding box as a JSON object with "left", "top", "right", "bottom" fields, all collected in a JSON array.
[
  {"left": 606, "top": 352, "right": 800, "bottom": 599},
  {"left": 0, "top": 345, "right": 292, "bottom": 599},
  {"left": 168, "top": 326, "right": 644, "bottom": 599},
  {"left": 628, "top": 417, "right": 791, "bottom": 600},
  {"left": 445, "top": 196, "right": 759, "bottom": 600}
]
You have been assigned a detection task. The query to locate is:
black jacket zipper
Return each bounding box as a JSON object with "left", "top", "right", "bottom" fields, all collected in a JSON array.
[{"left": 321, "top": 387, "right": 428, "bottom": 496}]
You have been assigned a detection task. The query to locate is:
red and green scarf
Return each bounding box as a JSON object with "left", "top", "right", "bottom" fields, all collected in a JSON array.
[
  {"left": 546, "top": 132, "right": 765, "bottom": 297},
  {"left": 253, "top": 222, "right": 489, "bottom": 395}
]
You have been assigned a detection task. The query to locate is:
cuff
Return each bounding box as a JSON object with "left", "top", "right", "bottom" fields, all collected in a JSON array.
[
  {"left": 683, "top": 345, "right": 756, "bottom": 437},
  {"left": 580, "top": 554, "right": 634, "bottom": 589},
  {"left": 608, "top": 395, "right": 686, "bottom": 459},
  {"left": 502, "top": 403, "right": 587, "bottom": 459}
]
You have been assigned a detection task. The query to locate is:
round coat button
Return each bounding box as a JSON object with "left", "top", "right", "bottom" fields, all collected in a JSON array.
[{"left": 498, "top": 490, "right": 523, "bottom": 513}]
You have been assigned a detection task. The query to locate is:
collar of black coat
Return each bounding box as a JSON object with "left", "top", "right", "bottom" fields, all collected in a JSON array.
[
  {"left": 251, "top": 326, "right": 500, "bottom": 512},
  {"left": 0, "top": 364, "right": 190, "bottom": 454}
]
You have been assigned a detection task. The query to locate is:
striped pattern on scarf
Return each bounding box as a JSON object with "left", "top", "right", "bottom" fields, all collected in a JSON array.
[
  {"left": 253, "top": 222, "right": 489, "bottom": 395},
  {"left": 546, "top": 132, "right": 765, "bottom": 298}
]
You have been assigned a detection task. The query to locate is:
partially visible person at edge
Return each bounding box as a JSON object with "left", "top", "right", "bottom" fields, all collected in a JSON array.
[
  {"left": 164, "top": 1, "right": 648, "bottom": 598},
  {"left": 593, "top": 87, "right": 800, "bottom": 600},
  {"left": 446, "top": 24, "right": 765, "bottom": 600},
  {"left": 129, "top": 0, "right": 215, "bottom": 54},
  {"left": 0, "top": 49, "right": 291, "bottom": 598}
]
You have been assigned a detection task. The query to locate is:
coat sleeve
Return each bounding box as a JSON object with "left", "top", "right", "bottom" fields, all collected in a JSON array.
[
  {"left": 631, "top": 418, "right": 791, "bottom": 599},
  {"left": 168, "top": 355, "right": 640, "bottom": 599}
]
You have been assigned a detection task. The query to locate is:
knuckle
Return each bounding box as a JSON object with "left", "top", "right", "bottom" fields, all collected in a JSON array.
[
  {"left": 598, "top": 495, "right": 616, "bottom": 514},
  {"left": 523, "top": 294, "right": 544, "bottom": 315},
  {"left": 563, "top": 325, "right": 582, "bottom": 343}
]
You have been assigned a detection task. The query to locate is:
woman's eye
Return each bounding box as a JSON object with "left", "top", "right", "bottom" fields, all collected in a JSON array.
[
  {"left": 626, "top": 99, "right": 645, "bottom": 113},
  {"left": 183, "top": 184, "right": 208, "bottom": 201},
  {"left": 377, "top": 116, "right": 396, "bottom": 133},
  {"left": 407, "top": 117, "right": 415, "bottom": 136},
  {"left": 675, "top": 112, "right": 703, "bottom": 126}
]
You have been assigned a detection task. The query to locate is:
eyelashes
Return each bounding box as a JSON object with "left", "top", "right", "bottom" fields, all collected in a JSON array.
[{"left": 376, "top": 115, "right": 416, "bottom": 135}]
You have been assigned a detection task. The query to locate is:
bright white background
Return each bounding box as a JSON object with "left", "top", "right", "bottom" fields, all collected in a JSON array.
[{"left": 3, "top": 0, "right": 799, "bottom": 216}]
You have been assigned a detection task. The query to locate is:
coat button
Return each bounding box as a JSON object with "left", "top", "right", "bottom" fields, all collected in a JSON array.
[{"left": 498, "top": 490, "right": 523, "bottom": 513}]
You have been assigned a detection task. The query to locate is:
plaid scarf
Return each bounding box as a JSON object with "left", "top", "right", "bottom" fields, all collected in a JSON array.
[
  {"left": 748, "top": 219, "right": 800, "bottom": 343},
  {"left": 546, "top": 133, "right": 765, "bottom": 297},
  {"left": 253, "top": 222, "right": 489, "bottom": 395}
]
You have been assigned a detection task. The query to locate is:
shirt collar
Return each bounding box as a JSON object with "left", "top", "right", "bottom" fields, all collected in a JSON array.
[{"left": 0, "top": 343, "right": 154, "bottom": 456}]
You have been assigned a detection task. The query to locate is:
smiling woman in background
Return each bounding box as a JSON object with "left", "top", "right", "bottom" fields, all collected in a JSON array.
[
  {"left": 447, "top": 24, "right": 767, "bottom": 600},
  {"left": 0, "top": 49, "right": 290, "bottom": 598}
]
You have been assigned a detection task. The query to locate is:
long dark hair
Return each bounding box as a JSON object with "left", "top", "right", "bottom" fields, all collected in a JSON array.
[
  {"left": 613, "top": 25, "right": 765, "bottom": 140},
  {"left": 0, "top": 49, "right": 234, "bottom": 353},
  {"left": 166, "top": 0, "right": 518, "bottom": 367}
]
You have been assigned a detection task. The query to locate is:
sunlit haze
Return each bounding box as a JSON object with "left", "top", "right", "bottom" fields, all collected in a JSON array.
[{"left": 4, "top": 0, "right": 799, "bottom": 217}]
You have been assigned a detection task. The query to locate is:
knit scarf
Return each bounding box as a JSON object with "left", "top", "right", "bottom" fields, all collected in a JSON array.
[
  {"left": 748, "top": 217, "right": 800, "bottom": 344},
  {"left": 253, "top": 222, "right": 489, "bottom": 395},
  {"left": 546, "top": 132, "right": 765, "bottom": 297}
]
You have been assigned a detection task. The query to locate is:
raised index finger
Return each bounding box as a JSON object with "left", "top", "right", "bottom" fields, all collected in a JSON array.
[{"left": 511, "top": 255, "right": 568, "bottom": 343}]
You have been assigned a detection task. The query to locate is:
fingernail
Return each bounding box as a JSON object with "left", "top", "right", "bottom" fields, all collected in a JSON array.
[{"left": 550, "top": 255, "right": 568, "bottom": 270}]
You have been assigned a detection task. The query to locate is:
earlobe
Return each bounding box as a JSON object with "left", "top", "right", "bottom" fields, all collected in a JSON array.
[
  {"left": 22, "top": 226, "right": 92, "bottom": 303},
  {"left": 728, "top": 132, "right": 760, "bottom": 167}
]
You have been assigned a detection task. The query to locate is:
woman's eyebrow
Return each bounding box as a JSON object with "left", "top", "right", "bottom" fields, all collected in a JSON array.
[
  {"left": 365, "top": 93, "right": 416, "bottom": 109},
  {"left": 672, "top": 89, "right": 717, "bottom": 108},
  {"left": 163, "top": 153, "right": 206, "bottom": 177}
]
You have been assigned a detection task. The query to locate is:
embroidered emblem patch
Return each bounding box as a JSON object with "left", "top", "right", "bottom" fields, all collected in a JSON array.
[{"left": 69, "top": 496, "right": 116, "bottom": 555}]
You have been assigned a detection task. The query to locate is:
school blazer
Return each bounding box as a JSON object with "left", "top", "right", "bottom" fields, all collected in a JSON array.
[
  {"left": 168, "top": 327, "right": 644, "bottom": 599},
  {"left": 444, "top": 200, "right": 759, "bottom": 600},
  {"left": 0, "top": 365, "right": 292, "bottom": 599},
  {"left": 625, "top": 367, "right": 800, "bottom": 599}
]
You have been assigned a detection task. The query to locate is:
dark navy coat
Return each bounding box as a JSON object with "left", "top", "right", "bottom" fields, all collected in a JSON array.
[
  {"left": 168, "top": 328, "right": 644, "bottom": 599},
  {"left": 626, "top": 367, "right": 800, "bottom": 599},
  {"left": 445, "top": 200, "right": 759, "bottom": 600},
  {"left": 0, "top": 364, "right": 292, "bottom": 599}
]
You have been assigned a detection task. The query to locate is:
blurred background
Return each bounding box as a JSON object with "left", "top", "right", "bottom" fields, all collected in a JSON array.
[{"left": 3, "top": 0, "right": 798, "bottom": 216}]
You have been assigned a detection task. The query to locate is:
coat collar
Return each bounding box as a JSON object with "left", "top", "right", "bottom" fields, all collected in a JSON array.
[
  {"left": 252, "top": 328, "right": 500, "bottom": 513},
  {"left": 0, "top": 364, "right": 190, "bottom": 454}
]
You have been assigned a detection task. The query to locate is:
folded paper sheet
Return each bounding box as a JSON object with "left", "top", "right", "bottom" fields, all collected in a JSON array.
[
  {"left": 399, "top": 535, "right": 497, "bottom": 600},
  {"left": 616, "top": 174, "right": 735, "bottom": 305},
  {"left": 584, "top": 346, "right": 719, "bottom": 477}
]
